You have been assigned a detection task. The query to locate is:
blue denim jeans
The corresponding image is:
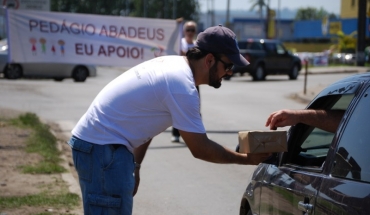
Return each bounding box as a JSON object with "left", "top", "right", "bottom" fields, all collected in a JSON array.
[{"left": 68, "top": 136, "right": 135, "bottom": 215}]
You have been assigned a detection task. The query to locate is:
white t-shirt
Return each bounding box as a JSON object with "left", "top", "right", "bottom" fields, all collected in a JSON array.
[
  {"left": 72, "top": 56, "right": 205, "bottom": 152},
  {"left": 181, "top": 37, "right": 196, "bottom": 54}
]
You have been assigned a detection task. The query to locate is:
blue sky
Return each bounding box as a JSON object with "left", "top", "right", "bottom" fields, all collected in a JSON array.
[{"left": 199, "top": 0, "right": 341, "bottom": 14}]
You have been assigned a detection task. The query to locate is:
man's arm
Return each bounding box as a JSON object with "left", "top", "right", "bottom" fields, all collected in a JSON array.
[
  {"left": 132, "top": 139, "right": 152, "bottom": 196},
  {"left": 265, "top": 109, "right": 345, "bottom": 133},
  {"left": 179, "top": 131, "right": 270, "bottom": 165}
]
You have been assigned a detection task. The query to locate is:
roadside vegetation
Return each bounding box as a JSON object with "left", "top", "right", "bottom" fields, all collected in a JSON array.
[{"left": 0, "top": 112, "right": 80, "bottom": 214}]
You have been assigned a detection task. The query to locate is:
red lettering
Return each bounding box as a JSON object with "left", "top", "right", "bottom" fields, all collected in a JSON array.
[
  {"left": 138, "top": 27, "right": 145, "bottom": 39},
  {"left": 107, "top": 45, "right": 115, "bottom": 56},
  {"left": 157, "top": 28, "right": 164, "bottom": 41},
  {"left": 75, "top": 43, "right": 83, "bottom": 55},
  {"left": 116, "top": 46, "right": 126, "bottom": 57},
  {"left": 131, "top": 47, "right": 140, "bottom": 59},
  {"left": 118, "top": 27, "right": 127, "bottom": 38},
  {"left": 99, "top": 25, "right": 108, "bottom": 37},
  {"left": 98, "top": 45, "right": 107, "bottom": 56},
  {"left": 109, "top": 26, "right": 117, "bottom": 38},
  {"left": 147, "top": 28, "right": 155, "bottom": 40},
  {"left": 128, "top": 27, "right": 137, "bottom": 38}
]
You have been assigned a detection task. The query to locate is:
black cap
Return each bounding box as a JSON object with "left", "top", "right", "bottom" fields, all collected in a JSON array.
[{"left": 196, "top": 25, "right": 250, "bottom": 67}]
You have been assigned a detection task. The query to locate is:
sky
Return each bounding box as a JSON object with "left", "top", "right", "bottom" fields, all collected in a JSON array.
[{"left": 199, "top": 0, "right": 341, "bottom": 14}]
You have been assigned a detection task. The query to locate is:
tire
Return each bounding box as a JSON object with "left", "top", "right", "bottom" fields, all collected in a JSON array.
[
  {"left": 289, "top": 64, "right": 299, "bottom": 80},
  {"left": 252, "top": 65, "right": 265, "bottom": 81},
  {"left": 4, "top": 64, "right": 22, "bottom": 80},
  {"left": 72, "top": 66, "right": 88, "bottom": 82}
]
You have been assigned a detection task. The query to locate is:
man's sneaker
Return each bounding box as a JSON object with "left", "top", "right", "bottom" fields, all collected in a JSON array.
[{"left": 171, "top": 136, "right": 180, "bottom": 143}]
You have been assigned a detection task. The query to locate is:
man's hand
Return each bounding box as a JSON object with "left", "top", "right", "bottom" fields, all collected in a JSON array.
[
  {"left": 265, "top": 109, "right": 301, "bottom": 130},
  {"left": 133, "top": 169, "right": 140, "bottom": 196},
  {"left": 245, "top": 153, "right": 272, "bottom": 165}
]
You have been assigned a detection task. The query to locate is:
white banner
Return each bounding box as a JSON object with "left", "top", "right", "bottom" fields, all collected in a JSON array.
[{"left": 6, "top": 9, "right": 181, "bottom": 67}]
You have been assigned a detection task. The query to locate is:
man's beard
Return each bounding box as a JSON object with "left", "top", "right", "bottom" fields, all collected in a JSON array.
[{"left": 208, "top": 63, "right": 221, "bottom": 89}]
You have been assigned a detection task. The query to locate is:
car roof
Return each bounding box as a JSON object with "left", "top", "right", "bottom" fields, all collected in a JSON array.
[
  {"left": 310, "top": 73, "right": 370, "bottom": 102},
  {"left": 238, "top": 39, "right": 280, "bottom": 43}
]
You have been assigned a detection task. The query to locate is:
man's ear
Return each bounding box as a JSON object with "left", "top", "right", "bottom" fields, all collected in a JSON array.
[{"left": 204, "top": 53, "right": 215, "bottom": 69}]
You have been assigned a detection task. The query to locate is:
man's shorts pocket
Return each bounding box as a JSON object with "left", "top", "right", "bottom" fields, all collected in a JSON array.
[
  {"left": 87, "top": 194, "right": 122, "bottom": 214},
  {"left": 68, "top": 137, "right": 93, "bottom": 182}
]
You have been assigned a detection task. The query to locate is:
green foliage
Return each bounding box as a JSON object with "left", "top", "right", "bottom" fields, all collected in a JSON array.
[
  {"left": 295, "top": 7, "right": 337, "bottom": 20},
  {"left": 50, "top": 0, "right": 200, "bottom": 22},
  {"left": 0, "top": 193, "right": 79, "bottom": 209},
  {"left": 10, "top": 113, "right": 66, "bottom": 174},
  {"left": 131, "top": 0, "right": 199, "bottom": 21},
  {"left": 51, "top": 0, "right": 133, "bottom": 15},
  {"left": 336, "top": 31, "right": 357, "bottom": 53}
]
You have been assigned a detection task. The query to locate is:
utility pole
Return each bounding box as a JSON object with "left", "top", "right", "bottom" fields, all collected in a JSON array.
[
  {"left": 357, "top": 0, "right": 366, "bottom": 66},
  {"left": 226, "top": 0, "right": 230, "bottom": 27}
]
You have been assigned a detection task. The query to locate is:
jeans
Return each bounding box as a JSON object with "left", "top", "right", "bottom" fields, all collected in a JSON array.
[{"left": 68, "top": 136, "right": 135, "bottom": 215}]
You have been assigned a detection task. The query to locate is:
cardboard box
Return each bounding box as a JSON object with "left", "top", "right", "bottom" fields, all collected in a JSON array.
[{"left": 238, "top": 131, "right": 287, "bottom": 153}]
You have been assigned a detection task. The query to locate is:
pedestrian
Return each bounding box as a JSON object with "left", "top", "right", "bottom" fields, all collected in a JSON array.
[
  {"left": 68, "top": 25, "right": 270, "bottom": 215},
  {"left": 172, "top": 20, "right": 198, "bottom": 143}
]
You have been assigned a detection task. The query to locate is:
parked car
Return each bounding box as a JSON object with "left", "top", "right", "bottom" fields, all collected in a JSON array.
[
  {"left": 228, "top": 39, "right": 301, "bottom": 81},
  {"left": 0, "top": 39, "right": 96, "bottom": 82},
  {"left": 239, "top": 73, "right": 370, "bottom": 215}
]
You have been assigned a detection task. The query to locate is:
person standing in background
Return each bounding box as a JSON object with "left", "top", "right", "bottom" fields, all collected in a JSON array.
[{"left": 172, "top": 21, "right": 199, "bottom": 143}]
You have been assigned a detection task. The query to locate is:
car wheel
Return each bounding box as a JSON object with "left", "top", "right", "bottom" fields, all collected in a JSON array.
[
  {"left": 72, "top": 66, "right": 88, "bottom": 82},
  {"left": 4, "top": 64, "right": 22, "bottom": 80},
  {"left": 252, "top": 65, "right": 265, "bottom": 81},
  {"left": 289, "top": 64, "right": 299, "bottom": 80}
]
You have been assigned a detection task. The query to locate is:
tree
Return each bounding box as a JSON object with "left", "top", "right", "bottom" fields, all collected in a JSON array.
[
  {"left": 50, "top": 0, "right": 199, "bottom": 21},
  {"left": 51, "top": 0, "right": 134, "bottom": 15},
  {"left": 131, "top": 0, "right": 199, "bottom": 22},
  {"left": 249, "top": 0, "right": 267, "bottom": 21},
  {"left": 249, "top": 0, "right": 268, "bottom": 38},
  {"left": 295, "top": 7, "right": 337, "bottom": 20}
]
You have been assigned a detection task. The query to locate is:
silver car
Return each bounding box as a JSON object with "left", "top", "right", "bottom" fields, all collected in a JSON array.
[{"left": 0, "top": 39, "right": 96, "bottom": 82}]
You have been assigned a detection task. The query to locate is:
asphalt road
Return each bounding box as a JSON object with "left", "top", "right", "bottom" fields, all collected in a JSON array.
[{"left": 0, "top": 68, "right": 352, "bottom": 214}]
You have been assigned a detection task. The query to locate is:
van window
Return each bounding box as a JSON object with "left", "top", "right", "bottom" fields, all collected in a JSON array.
[
  {"left": 332, "top": 87, "right": 370, "bottom": 183},
  {"left": 284, "top": 94, "right": 355, "bottom": 169}
]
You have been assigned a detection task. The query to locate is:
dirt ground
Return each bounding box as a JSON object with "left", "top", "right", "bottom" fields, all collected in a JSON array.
[{"left": 0, "top": 108, "right": 82, "bottom": 215}]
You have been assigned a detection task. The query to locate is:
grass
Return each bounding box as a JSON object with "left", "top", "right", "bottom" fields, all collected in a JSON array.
[
  {"left": 0, "top": 113, "right": 80, "bottom": 212},
  {"left": 9, "top": 113, "right": 66, "bottom": 174},
  {"left": 0, "top": 193, "right": 79, "bottom": 209}
]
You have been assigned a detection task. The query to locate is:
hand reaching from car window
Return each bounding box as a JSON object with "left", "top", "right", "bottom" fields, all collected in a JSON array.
[{"left": 265, "top": 109, "right": 344, "bottom": 133}]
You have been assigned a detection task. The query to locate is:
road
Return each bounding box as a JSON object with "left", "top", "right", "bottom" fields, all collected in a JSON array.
[{"left": 0, "top": 68, "right": 351, "bottom": 214}]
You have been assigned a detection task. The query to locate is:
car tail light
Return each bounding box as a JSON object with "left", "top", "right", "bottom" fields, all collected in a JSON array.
[{"left": 244, "top": 54, "right": 251, "bottom": 62}]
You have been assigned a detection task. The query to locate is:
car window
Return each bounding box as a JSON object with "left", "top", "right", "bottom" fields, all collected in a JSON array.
[
  {"left": 276, "top": 44, "right": 286, "bottom": 54},
  {"left": 284, "top": 94, "right": 355, "bottom": 169},
  {"left": 332, "top": 87, "right": 370, "bottom": 183},
  {"left": 264, "top": 43, "right": 276, "bottom": 53},
  {"left": 238, "top": 42, "right": 247, "bottom": 49},
  {"left": 238, "top": 41, "right": 263, "bottom": 50}
]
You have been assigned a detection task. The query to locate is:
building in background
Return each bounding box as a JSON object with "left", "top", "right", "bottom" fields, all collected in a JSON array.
[{"left": 340, "top": 0, "right": 370, "bottom": 18}]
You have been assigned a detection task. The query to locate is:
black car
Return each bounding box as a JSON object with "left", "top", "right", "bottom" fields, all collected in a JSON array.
[
  {"left": 229, "top": 39, "right": 301, "bottom": 81},
  {"left": 240, "top": 73, "right": 370, "bottom": 214}
]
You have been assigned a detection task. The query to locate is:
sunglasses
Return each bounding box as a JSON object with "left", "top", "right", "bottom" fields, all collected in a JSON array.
[
  {"left": 186, "top": 28, "right": 195, "bottom": 33},
  {"left": 215, "top": 56, "right": 234, "bottom": 72}
]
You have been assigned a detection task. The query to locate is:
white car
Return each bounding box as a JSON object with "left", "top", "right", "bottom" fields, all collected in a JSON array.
[{"left": 0, "top": 39, "right": 96, "bottom": 82}]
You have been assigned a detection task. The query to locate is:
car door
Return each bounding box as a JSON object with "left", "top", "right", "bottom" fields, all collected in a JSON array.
[
  {"left": 315, "top": 85, "right": 370, "bottom": 215},
  {"left": 258, "top": 81, "right": 360, "bottom": 215}
]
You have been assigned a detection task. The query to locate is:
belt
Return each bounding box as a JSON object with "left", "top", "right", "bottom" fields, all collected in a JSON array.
[{"left": 111, "top": 144, "right": 122, "bottom": 150}]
